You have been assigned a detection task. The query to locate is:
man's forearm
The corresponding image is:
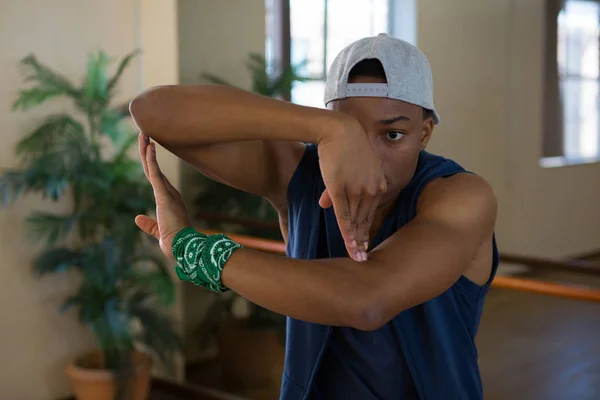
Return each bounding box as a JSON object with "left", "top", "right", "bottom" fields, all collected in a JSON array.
[
  {"left": 129, "top": 85, "right": 345, "bottom": 147},
  {"left": 220, "top": 249, "right": 382, "bottom": 330}
]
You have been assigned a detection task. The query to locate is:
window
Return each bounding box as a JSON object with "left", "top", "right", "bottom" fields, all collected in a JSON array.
[
  {"left": 266, "top": 0, "right": 389, "bottom": 108},
  {"left": 544, "top": 0, "right": 600, "bottom": 165},
  {"left": 559, "top": 0, "right": 600, "bottom": 159},
  {"left": 291, "top": 0, "right": 388, "bottom": 107}
]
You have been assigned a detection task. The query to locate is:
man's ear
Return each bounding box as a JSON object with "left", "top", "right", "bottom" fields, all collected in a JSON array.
[{"left": 420, "top": 118, "right": 434, "bottom": 150}]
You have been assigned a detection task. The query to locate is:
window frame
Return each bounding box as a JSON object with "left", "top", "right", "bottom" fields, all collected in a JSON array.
[{"left": 541, "top": 0, "right": 600, "bottom": 166}]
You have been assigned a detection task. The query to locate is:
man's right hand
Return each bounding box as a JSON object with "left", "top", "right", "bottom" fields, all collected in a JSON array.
[{"left": 317, "top": 115, "right": 387, "bottom": 262}]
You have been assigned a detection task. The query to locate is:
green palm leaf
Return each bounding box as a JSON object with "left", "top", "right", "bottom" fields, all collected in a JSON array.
[
  {"left": 12, "top": 54, "right": 79, "bottom": 110},
  {"left": 128, "top": 293, "right": 181, "bottom": 374},
  {"left": 13, "top": 115, "right": 89, "bottom": 202},
  {"left": 113, "top": 132, "right": 141, "bottom": 165},
  {"left": 107, "top": 50, "right": 140, "bottom": 93},
  {"left": 129, "top": 254, "right": 175, "bottom": 305},
  {"left": 99, "top": 109, "right": 122, "bottom": 144},
  {"left": 16, "top": 114, "right": 88, "bottom": 159},
  {"left": 76, "top": 285, "right": 109, "bottom": 324},
  {"left": 246, "top": 53, "right": 271, "bottom": 95},
  {"left": 200, "top": 72, "right": 234, "bottom": 86},
  {"left": 82, "top": 50, "right": 110, "bottom": 107},
  {"left": 60, "top": 294, "right": 82, "bottom": 313},
  {"left": 0, "top": 167, "right": 70, "bottom": 205},
  {"left": 100, "top": 110, "right": 138, "bottom": 155},
  {"left": 0, "top": 170, "right": 27, "bottom": 206},
  {"left": 33, "top": 248, "right": 82, "bottom": 275},
  {"left": 25, "top": 165, "right": 70, "bottom": 201},
  {"left": 25, "top": 212, "right": 77, "bottom": 247},
  {"left": 272, "top": 59, "right": 309, "bottom": 97}
]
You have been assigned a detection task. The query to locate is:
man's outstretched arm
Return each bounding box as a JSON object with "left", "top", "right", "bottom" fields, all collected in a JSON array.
[
  {"left": 137, "top": 138, "right": 496, "bottom": 329},
  {"left": 130, "top": 85, "right": 341, "bottom": 147},
  {"left": 220, "top": 173, "right": 497, "bottom": 330}
]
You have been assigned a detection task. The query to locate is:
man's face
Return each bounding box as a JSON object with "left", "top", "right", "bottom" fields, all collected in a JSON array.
[{"left": 328, "top": 75, "right": 434, "bottom": 208}]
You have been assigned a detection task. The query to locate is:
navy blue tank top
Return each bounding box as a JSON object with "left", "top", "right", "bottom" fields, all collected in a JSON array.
[{"left": 281, "top": 144, "right": 499, "bottom": 400}]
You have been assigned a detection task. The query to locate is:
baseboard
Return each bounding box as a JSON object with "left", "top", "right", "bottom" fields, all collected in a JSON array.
[
  {"left": 54, "top": 377, "right": 248, "bottom": 400},
  {"left": 186, "top": 355, "right": 218, "bottom": 369},
  {"left": 571, "top": 248, "right": 600, "bottom": 261},
  {"left": 496, "top": 262, "right": 532, "bottom": 276},
  {"left": 152, "top": 377, "right": 249, "bottom": 400}
]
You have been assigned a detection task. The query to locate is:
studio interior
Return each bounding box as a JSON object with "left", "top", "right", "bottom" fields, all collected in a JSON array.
[{"left": 1, "top": 1, "right": 599, "bottom": 399}]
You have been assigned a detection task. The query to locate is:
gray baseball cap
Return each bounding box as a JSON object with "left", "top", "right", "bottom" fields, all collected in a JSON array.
[{"left": 324, "top": 33, "right": 440, "bottom": 124}]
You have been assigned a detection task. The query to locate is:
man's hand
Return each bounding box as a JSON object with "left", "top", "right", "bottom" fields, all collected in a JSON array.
[
  {"left": 135, "top": 133, "right": 193, "bottom": 259},
  {"left": 317, "top": 116, "right": 386, "bottom": 262}
]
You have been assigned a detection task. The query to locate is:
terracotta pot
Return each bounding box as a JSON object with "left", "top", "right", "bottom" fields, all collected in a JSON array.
[
  {"left": 215, "top": 320, "right": 285, "bottom": 391},
  {"left": 65, "top": 350, "right": 152, "bottom": 400}
]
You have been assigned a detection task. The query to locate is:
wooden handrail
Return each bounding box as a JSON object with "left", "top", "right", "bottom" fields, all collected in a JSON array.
[
  {"left": 205, "top": 229, "right": 600, "bottom": 303},
  {"left": 493, "top": 275, "right": 600, "bottom": 303},
  {"left": 204, "top": 229, "right": 286, "bottom": 254},
  {"left": 197, "top": 212, "right": 281, "bottom": 232}
]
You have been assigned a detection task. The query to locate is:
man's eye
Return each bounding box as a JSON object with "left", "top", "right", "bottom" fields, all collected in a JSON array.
[{"left": 386, "top": 131, "right": 404, "bottom": 141}]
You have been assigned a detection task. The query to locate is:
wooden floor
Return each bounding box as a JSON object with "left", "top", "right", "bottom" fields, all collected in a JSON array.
[
  {"left": 478, "top": 267, "right": 600, "bottom": 400},
  {"left": 188, "top": 264, "right": 600, "bottom": 400}
]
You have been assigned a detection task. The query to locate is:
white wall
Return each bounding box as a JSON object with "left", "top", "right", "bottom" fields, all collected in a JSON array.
[
  {"left": 0, "top": 1, "right": 179, "bottom": 398},
  {"left": 178, "top": 0, "right": 266, "bottom": 88},
  {"left": 418, "top": 0, "right": 600, "bottom": 258},
  {"left": 507, "top": 0, "right": 600, "bottom": 257}
]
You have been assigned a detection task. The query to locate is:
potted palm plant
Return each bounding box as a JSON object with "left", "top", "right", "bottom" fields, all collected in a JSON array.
[
  {"left": 191, "top": 53, "right": 305, "bottom": 395},
  {"left": 0, "top": 51, "right": 181, "bottom": 400}
]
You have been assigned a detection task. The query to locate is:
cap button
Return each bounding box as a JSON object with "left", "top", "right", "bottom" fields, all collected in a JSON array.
[{"left": 377, "top": 33, "right": 389, "bottom": 37}]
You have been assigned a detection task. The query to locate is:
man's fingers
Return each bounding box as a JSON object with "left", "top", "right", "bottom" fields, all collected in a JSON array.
[
  {"left": 322, "top": 188, "right": 361, "bottom": 261},
  {"left": 138, "top": 133, "right": 150, "bottom": 180},
  {"left": 330, "top": 190, "right": 360, "bottom": 261},
  {"left": 348, "top": 189, "right": 365, "bottom": 257},
  {"left": 354, "top": 192, "right": 373, "bottom": 260},
  {"left": 146, "top": 142, "right": 168, "bottom": 194},
  {"left": 358, "top": 193, "right": 380, "bottom": 256},
  {"left": 135, "top": 214, "right": 159, "bottom": 239},
  {"left": 318, "top": 189, "right": 333, "bottom": 209},
  {"left": 141, "top": 136, "right": 180, "bottom": 199}
]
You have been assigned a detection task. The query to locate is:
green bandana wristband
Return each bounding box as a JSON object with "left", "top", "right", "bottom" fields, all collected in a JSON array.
[
  {"left": 175, "top": 264, "right": 193, "bottom": 283},
  {"left": 171, "top": 227, "right": 242, "bottom": 292},
  {"left": 201, "top": 233, "right": 243, "bottom": 290},
  {"left": 172, "top": 227, "right": 206, "bottom": 280}
]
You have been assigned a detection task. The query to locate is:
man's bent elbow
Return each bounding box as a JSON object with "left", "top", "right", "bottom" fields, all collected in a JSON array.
[
  {"left": 129, "top": 86, "right": 169, "bottom": 134},
  {"left": 347, "top": 298, "right": 387, "bottom": 331}
]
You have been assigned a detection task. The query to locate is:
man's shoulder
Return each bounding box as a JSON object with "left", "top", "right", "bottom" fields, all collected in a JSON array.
[
  {"left": 425, "top": 172, "right": 494, "bottom": 198},
  {"left": 417, "top": 173, "right": 497, "bottom": 230}
]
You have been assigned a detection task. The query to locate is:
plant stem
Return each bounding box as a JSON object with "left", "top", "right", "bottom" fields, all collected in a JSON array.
[{"left": 87, "top": 112, "right": 101, "bottom": 160}]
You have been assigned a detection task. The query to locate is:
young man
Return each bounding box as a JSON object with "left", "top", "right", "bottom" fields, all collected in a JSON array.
[{"left": 131, "top": 34, "right": 498, "bottom": 399}]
